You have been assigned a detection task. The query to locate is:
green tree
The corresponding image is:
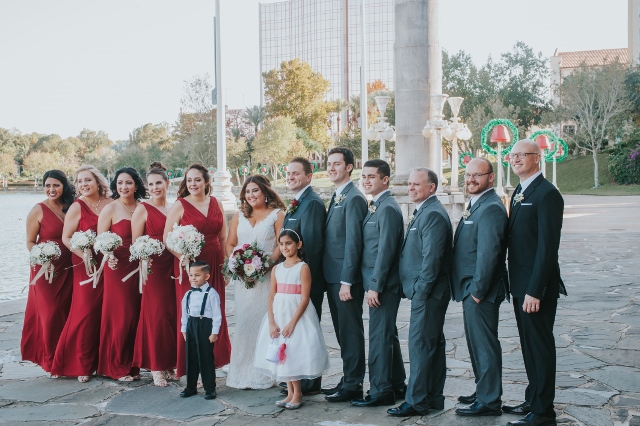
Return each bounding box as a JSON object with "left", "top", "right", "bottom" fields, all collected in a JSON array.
[
  {"left": 22, "top": 151, "right": 63, "bottom": 176},
  {"left": 0, "top": 128, "right": 31, "bottom": 162},
  {"left": 77, "top": 129, "right": 113, "bottom": 162},
  {"left": 252, "top": 116, "right": 299, "bottom": 183},
  {"left": 0, "top": 153, "right": 16, "bottom": 177},
  {"left": 129, "top": 123, "right": 174, "bottom": 150},
  {"left": 556, "top": 62, "right": 633, "bottom": 188},
  {"left": 263, "top": 59, "right": 332, "bottom": 149}
]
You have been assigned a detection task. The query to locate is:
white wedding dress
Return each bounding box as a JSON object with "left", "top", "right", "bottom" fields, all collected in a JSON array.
[{"left": 225, "top": 209, "right": 279, "bottom": 389}]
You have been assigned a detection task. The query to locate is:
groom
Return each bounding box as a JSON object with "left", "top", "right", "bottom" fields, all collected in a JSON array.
[{"left": 322, "top": 147, "right": 368, "bottom": 403}]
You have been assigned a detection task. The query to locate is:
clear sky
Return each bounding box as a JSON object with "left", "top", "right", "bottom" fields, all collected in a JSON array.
[{"left": 0, "top": 0, "right": 627, "bottom": 141}]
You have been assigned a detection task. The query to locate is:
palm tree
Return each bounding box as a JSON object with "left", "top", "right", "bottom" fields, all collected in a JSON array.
[{"left": 242, "top": 105, "right": 266, "bottom": 138}]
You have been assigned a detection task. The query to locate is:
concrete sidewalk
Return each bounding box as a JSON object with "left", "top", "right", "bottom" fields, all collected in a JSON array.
[{"left": 1, "top": 195, "right": 639, "bottom": 425}]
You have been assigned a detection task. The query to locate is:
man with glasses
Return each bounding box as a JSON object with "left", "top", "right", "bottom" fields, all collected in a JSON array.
[
  {"left": 451, "top": 158, "right": 509, "bottom": 417},
  {"left": 504, "top": 139, "right": 566, "bottom": 426}
]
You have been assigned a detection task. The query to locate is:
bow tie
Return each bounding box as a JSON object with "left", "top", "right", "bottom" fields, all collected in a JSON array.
[{"left": 190, "top": 287, "right": 202, "bottom": 292}]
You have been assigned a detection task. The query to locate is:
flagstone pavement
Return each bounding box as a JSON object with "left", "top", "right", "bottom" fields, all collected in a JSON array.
[{"left": 0, "top": 195, "right": 639, "bottom": 426}]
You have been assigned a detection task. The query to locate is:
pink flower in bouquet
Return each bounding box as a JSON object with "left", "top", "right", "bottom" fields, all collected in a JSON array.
[
  {"left": 242, "top": 243, "right": 250, "bottom": 249},
  {"left": 244, "top": 259, "right": 251, "bottom": 264},
  {"left": 251, "top": 256, "right": 262, "bottom": 270}
]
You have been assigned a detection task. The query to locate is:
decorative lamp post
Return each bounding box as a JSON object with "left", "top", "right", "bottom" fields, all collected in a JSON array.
[
  {"left": 441, "top": 96, "right": 472, "bottom": 190},
  {"left": 490, "top": 124, "right": 510, "bottom": 197},
  {"left": 551, "top": 142, "right": 564, "bottom": 188},
  {"left": 504, "top": 153, "right": 512, "bottom": 188},
  {"left": 422, "top": 94, "right": 452, "bottom": 193},
  {"left": 535, "top": 134, "right": 550, "bottom": 178},
  {"left": 366, "top": 95, "right": 396, "bottom": 161}
]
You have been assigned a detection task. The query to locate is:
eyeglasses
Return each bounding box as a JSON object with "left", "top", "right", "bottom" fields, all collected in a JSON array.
[
  {"left": 510, "top": 152, "right": 539, "bottom": 160},
  {"left": 464, "top": 172, "right": 491, "bottom": 179}
]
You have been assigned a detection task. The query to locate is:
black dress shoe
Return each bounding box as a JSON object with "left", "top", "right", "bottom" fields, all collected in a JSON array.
[
  {"left": 180, "top": 388, "right": 197, "bottom": 398},
  {"left": 430, "top": 401, "right": 444, "bottom": 410},
  {"left": 456, "top": 400, "right": 502, "bottom": 417},
  {"left": 458, "top": 392, "right": 476, "bottom": 404},
  {"left": 204, "top": 390, "right": 217, "bottom": 400},
  {"left": 507, "top": 412, "right": 557, "bottom": 426},
  {"left": 321, "top": 378, "right": 343, "bottom": 395},
  {"left": 278, "top": 382, "right": 286, "bottom": 388},
  {"left": 351, "top": 391, "right": 395, "bottom": 407},
  {"left": 502, "top": 401, "right": 531, "bottom": 415},
  {"left": 387, "top": 401, "right": 423, "bottom": 417},
  {"left": 325, "top": 388, "right": 363, "bottom": 403}
]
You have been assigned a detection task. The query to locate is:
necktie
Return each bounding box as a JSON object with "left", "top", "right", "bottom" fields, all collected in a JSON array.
[
  {"left": 467, "top": 201, "right": 472, "bottom": 211},
  {"left": 369, "top": 200, "right": 375, "bottom": 207},
  {"left": 412, "top": 208, "right": 417, "bottom": 216},
  {"left": 329, "top": 192, "right": 336, "bottom": 209}
]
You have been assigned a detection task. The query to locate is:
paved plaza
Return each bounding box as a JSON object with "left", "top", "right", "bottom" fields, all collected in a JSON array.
[{"left": 0, "top": 195, "right": 639, "bottom": 425}]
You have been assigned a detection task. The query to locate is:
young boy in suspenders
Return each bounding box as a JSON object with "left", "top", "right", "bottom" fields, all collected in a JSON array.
[{"left": 179, "top": 261, "right": 222, "bottom": 400}]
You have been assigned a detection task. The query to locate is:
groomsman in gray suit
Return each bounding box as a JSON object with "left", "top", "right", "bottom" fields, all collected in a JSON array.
[
  {"left": 451, "top": 158, "right": 508, "bottom": 417},
  {"left": 388, "top": 168, "right": 451, "bottom": 417},
  {"left": 280, "top": 157, "right": 326, "bottom": 395},
  {"left": 322, "top": 147, "right": 368, "bottom": 403},
  {"left": 351, "top": 159, "right": 406, "bottom": 408}
]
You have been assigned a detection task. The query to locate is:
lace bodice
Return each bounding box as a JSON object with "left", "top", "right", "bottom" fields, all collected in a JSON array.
[{"left": 235, "top": 209, "right": 280, "bottom": 254}]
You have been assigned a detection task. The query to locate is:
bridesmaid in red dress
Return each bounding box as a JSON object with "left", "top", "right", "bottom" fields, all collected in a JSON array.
[
  {"left": 164, "top": 164, "right": 231, "bottom": 379},
  {"left": 52, "top": 165, "right": 113, "bottom": 382},
  {"left": 21, "top": 170, "right": 75, "bottom": 374},
  {"left": 132, "top": 162, "right": 177, "bottom": 386},
  {"left": 97, "top": 167, "right": 146, "bottom": 381}
]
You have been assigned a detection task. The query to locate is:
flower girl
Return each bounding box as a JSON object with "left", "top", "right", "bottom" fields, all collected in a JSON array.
[{"left": 254, "top": 229, "right": 329, "bottom": 409}]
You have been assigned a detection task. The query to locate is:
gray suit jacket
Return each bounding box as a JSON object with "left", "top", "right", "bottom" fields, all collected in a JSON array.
[
  {"left": 399, "top": 196, "right": 452, "bottom": 300},
  {"left": 451, "top": 189, "right": 509, "bottom": 303},
  {"left": 282, "top": 186, "right": 327, "bottom": 292},
  {"left": 361, "top": 191, "right": 403, "bottom": 294},
  {"left": 323, "top": 181, "right": 368, "bottom": 285}
]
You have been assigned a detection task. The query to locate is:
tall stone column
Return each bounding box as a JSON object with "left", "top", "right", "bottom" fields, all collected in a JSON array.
[{"left": 393, "top": 0, "right": 442, "bottom": 183}]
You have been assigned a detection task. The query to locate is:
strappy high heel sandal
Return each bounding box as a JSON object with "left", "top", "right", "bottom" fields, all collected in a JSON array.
[
  {"left": 78, "top": 376, "right": 90, "bottom": 383},
  {"left": 163, "top": 370, "right": 179, "bottom": 381},
  {"left": 152, "top": 371, "right": 168, "bottom": 387}
]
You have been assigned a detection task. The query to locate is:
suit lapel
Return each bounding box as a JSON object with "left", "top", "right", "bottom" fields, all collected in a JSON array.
[
  {"left": 325, "top": 181, "right": 353, "bottom": 226},
  {"left": 363, "top": 191, "right": 390, "bottom": 226},
  {"left": 509, "top": 175, "right": 543, "bottom": 230},
  {"left": 285, "top": 186, "right": 312, "bottom": 222},
  {"left": 401, "top": 196, "right": 434, "bottom": 249},
  {"left": 454, "top": 189, "right": 494, "bottom": 245}
]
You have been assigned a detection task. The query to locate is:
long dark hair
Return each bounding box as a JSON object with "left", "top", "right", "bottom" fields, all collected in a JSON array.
[
  {"left": 239, "top": 175, "right": 285, "bottom": 218},
  {"left": 278, "top": 228, "right": 307, "bottom": 263},
  {"left": 110, "top": 167, "right": 148, "bottom": 200},
  {"left": 42, "top": 169, "right": 75, "bottom": 213},
  {"left": 177, "top": 164, "right": 211, "bottom": 198}
]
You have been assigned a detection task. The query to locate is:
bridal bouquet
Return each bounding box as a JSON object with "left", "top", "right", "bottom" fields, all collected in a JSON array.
[
  {"left": 90, "top": 231, "right": 123, "bottom": 287},
  {"left": 70, "top": 230, "right": 97, "bottom": 278},
  {"left": 29, "top": 241, "right": 62, "bottom": 285},
  {"left": 166, "top": 223, "right": 205, "bottom": 284},
  {"left": 222, "top": 242, "right": 270, "bottom": 289},
  {"left": 123, "top": 236, "right": 165, "bottom": 293}
]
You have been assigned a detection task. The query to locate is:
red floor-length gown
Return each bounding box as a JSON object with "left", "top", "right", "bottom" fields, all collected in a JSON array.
[
  {"left": 97, "top": 219, "right": 141, "bottom": 379},
  {"left": 132, "top": 203, "right": 177, "bottom": 371},
  {"left": 51, "top": 200, "right": 104, "bottom": 377},
  {"left": 173, "top": 197, "right": 231, "bottom": 377},
  {"left": 21, "top": 203, "right": 73, "bottom": 372}
]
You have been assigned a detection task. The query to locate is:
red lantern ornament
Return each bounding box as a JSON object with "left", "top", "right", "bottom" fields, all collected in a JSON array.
[
  {"left": 490, "top": 125, "right": 511, "bottom": 144},
  {"left": 535, "top": 134, "right": 550, "bottom": 151}
]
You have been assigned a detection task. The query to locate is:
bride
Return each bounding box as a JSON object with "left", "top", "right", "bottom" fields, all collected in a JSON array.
[{"left": 225, "top": 175, "right": 285, "bottom": 389}]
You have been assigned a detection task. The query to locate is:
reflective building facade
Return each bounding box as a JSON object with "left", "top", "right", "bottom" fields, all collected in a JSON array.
[{"left": 259, "top": 0, "right": 394, "bottom": 103}]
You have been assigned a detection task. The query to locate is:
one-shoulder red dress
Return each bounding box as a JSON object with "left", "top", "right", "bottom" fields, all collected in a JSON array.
[
  {"left": 97, "top": 219, "right": 141, "bottom": 379},
  {"left": 173, "top": 197, "right": 231, "bottom": 377},
  {"left": 21, "top": 203, "right": 73, "bottom": 372},
  {"left": 51, "top": 200, "right": 104, "bottom": 377},
  {"left": 132, "top": 203, "right": 177, "bottom": 371}
]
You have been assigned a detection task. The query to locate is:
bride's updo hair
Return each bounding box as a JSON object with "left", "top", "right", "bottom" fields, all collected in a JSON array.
[
  {"left": 239, "top": 175, "right": 285, "bottom": 218},
  {"left": 147, "top": 161, "right": 168, "bottom": 181},
  {"left": 278, "top": 228, "right": 307, "bottom": 263}
]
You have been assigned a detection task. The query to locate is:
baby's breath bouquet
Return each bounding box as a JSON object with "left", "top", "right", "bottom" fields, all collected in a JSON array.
[
  {"left": 90, "top": 232, "right": 123, "bottom": 287},
  {"left": 70, "top": 230, "right": 97, "bottom": 279},
  {"left": 166, "top": 223, "right": 205, "bottom": 284},
  {"left": 29, "top": 241, "right": 62, "bottom": 285},
  {"left": 123, "top": 236, "right": 165, "bottom": 293}
]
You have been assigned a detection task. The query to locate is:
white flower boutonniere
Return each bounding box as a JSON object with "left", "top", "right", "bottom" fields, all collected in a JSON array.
[
  {"left": 514, "top": 193, "right": 525, "bottom": 205},
  {"left": 335, "top": 194, "right": 346, "bottom": 205},
  {"left": 407, "top": 214, "right": 415, "bottom": 227},
  {"left": 368, "top": 204, "right": 377, "bottom": 214},
  {"left": 462, "top": 209, "right": 471, "bottom": 220}
]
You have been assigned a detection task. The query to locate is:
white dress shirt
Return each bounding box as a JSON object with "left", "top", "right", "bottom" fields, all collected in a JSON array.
[
  {"left": 180, "top": 283, "right": 222, "bottom": 335},
  {"left": 334, "top": 181, "right": 350, "bottom": 196},
  {"left": 372, "top": 189, "right": 390, "bottom": 203},
  {"left": 415, "top": 193, "right": 436, "bottom": 212},
  {"left": 519, "top": 171, "right": 542, "bottom": 193},
  {"left": 294, "top": 184, "right": 312, "bottom": 200},
  {"left": 469, "top": 188, "right": 493, "bottom": 208}
]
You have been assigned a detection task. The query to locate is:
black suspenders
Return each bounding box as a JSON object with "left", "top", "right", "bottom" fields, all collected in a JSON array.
[{"left": 186, "top": 287, "right": 211, "bottom": 318}]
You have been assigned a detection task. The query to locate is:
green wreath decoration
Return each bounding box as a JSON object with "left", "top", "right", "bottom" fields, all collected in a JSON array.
[
  {"left": 279, "top": 164, "right": 288, "bottom": 176},
  {"left": 529, "top": 130, "right": 559, "bottom": 162},
  {"left": 208, "top": 167, "right": 217, "bottom": 174},
  {"left": 166, "top": 169, "right": 174, "bottom": 179},
  {"left": 239, "top": 165, "right": 250, "bottom": 176},
  {"left": 480, "top": 119, "right": 519, "bottom": 156},
  {"left": 459, "top": 152, "right": 474, "bottom": 169},
  {"left": 310, "top": 162, "right": 319, "bottom": 173},
  {"left": 555, "top": 138, "right": 569, "bottom": 163},
  {"left": 257, "top": 165, "right": 269, "bottom": 176},
  {"left": 175, "top": 169, "right": 183, "bottom": 177}
]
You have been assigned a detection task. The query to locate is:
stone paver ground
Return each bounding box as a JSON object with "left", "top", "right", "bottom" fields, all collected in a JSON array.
[{"left": 0, "top": 195, "right": 639, "bottom": 426}]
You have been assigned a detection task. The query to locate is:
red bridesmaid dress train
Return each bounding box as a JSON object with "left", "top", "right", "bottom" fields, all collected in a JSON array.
[
  {"left": 173, "top": 197, "right": 231, "bottom": 377},
  {"left": 21, "top": 203, "right": 73, "bottom": 372},
  {"left": 97, "top": 219, "right": 141, "bottom": 379},
  {"left": 51, "top": 200, "right": 104, "bottom": 377},
  {"left": 132, "top": 203, "right": 177, "bottom": 371}
]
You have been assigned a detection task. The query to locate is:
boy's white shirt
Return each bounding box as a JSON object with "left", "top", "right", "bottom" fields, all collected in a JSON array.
[{"left": 180, "top": 283, "right": 222, "bottom": 335}]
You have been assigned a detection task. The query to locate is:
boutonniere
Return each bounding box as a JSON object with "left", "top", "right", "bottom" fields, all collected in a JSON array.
[
  {"left": 335, "top": 194, "right": 346, "bottom": 205},
  {"left": 368, "top": 204, "right": 377, "bottom": 214},
  {"left": 514, "top": 193, "right": 524, "bottom": 205},
  {"left": 286, "top": 199, "right": 299, "bottom": 214},
  {"left": 407, "top": 214, "right": 415, "bottom": 227},
  {"left": 462, "top": 209, "right": 471, "bottom": 220}
]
